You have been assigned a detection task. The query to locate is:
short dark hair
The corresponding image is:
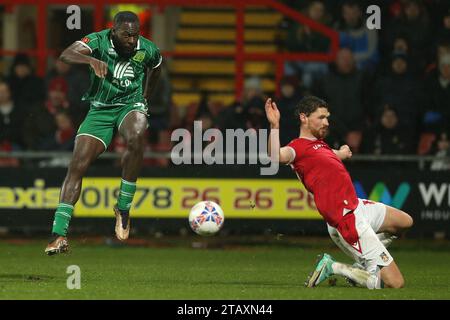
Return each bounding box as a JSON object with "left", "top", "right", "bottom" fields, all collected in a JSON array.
[
  {"left": 342, "top": 0, "right": 361, "bottom": 9},
  {"left": 295, "top": 96, "right": 328, "bottom": 118},
  {"left": 113, "top": 11, "right": 140, "bottom": 27}
]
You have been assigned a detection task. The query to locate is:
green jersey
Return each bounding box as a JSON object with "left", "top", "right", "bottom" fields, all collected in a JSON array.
[{"left": 77, "top": 29, "right": 162, "bottom": 107}]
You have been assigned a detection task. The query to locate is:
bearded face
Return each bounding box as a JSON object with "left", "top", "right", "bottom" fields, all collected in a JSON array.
[
  {"left": 300, "top": 107, "right": 330, "bottom": 139},
  {"left": 111, "top": 22, "right": 140, "bottom": 59}
]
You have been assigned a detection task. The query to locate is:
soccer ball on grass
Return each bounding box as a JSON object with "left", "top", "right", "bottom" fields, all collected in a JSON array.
[{"left": 189, "top": 201, "right": 224, "bottom": 236}]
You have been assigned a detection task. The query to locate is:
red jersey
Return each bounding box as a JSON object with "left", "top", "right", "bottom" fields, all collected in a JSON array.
[{"left": 287, "top": 137, "right": 358, "bottom": 227}]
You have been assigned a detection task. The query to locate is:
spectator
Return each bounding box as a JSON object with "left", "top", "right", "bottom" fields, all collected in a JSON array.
[
  {"left": 46, "top": 77, "right": 70, "bottom": 115},
  {"left": 362, "top": 105, "right": 414, "bottom": 155},
  {"left": 370, "top": 52, "right": 424, "bottom": 134},
  {"left": 387, "top": 0, "right": 405, "bottom": 19},
  {"left": 435, "top": 8, "right": 450, "bottom": 45},
  {"left": 194, "top": 92, "right": 216, "bottom": 132},
  {"left": 39, "top": 110, "right": 75, "bottom": 151},
  {"left": 423, "top": 53, "right": 450, "bottom": 134},
  {"left": 313, "top": 48, "right": 365, "bottom": 152},
  {"left": 277, "top": 76, "right": 304, "bottom": 145},
  {"left": 430, "top": 131, "right": 450, "bottom": 171},
  {"left": 242, "top": 77, "right": 268, "bottom": 130},
  {"left": 392, "top": 35, "right": 409, "bottom": 55},
  {"left": 335, "top": 0, "right": 379, "bottom": 70},
  {"left": 284, "top": 0, "right": 331, "bottom": 88},
  {"left": 217, "top": 76, "right": 266, "bottom": 131},
  {"left": 383, "top": 0, "right": 431, "bottom": 73},
  {"left": 382, "top": 34, "right": 421, "bottom": 75},
  {"left": 45, "top": 58, "right": 89, "bottom": 115},
  {"left": 22, "top": 79, "right": 63, "bottom": 150},
  {"left": 244, "top": 97, "right": 268, "bottom": 131},
  {"left": 425, "top": 39, "right": 450, "bottom": 77},
  {"left": 218, "top": 103, "right": 241, "bottom": 132},
  {"left": 0, "top": 81, "right": 23, "bottom": 149},
  {"left": 7, "top": 54, "right": 46, "bottom": 112},
  {"left": 148, "top": 61, "right": 172, "bottom": 143}
]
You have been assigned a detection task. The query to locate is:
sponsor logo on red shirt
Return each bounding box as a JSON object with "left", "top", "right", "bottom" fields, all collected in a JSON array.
[{"left": 313, "top": 144, "right": 326, "bottom": 150}]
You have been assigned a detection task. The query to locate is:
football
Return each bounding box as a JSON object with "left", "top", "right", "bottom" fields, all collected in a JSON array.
[{"left": 189, "top": 201, "right": 224, "bottom": 236}]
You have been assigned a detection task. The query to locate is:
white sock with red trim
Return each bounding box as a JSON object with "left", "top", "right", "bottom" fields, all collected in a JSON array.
[{"left": 332, "top": 262, "right": 382, "bottom": 289}]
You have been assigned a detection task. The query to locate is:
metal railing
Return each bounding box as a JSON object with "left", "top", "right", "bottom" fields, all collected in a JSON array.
[{"left": 1, "top": 151, "right": 449, "bottom": 163}]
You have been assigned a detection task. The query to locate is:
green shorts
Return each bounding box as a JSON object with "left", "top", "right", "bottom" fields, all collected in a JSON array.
[{"left": 77, "top": 102, "right": 148, "bottom": 150}]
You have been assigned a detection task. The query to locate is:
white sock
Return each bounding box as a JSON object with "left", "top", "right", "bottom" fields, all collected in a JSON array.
[{"left": 331, "top": 262, "right": 382, "bottom": 289}]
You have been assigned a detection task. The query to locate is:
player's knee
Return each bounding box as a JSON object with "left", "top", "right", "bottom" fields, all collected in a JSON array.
[
  {"left": 126, "top": 132, "right": 145, "bottom": 152},
  {"left": 68, "top": 158, "right": 90, "bottom": 176},
  {"left": 404, "top": 214, "right": 413, "bottom": 229},
  {"left": 387, "top": 276, "right": 405, "bottom": 289},
  {"left": 383, "top": 271, "right": 405, "bottom": 288},
  {"left": 398, "top": 211, "right": 414, "bottom": 231}
]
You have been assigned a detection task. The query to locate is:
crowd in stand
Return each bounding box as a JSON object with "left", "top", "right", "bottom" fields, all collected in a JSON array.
[
  {"left": 1, "top": 0, "right": 449, "bottom": 169},
  {"left": 208, "top": 0, "right": 450, "bottom": 166},
  {"left": 278, "top": 0, "right": 450, "bottom": 159}
]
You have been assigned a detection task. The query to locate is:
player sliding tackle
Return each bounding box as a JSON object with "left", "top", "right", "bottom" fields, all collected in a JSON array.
[{"left": 265, "top": 96, "right": 413, "bottom": 289}]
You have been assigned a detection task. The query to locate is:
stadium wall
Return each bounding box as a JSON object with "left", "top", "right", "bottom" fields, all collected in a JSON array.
[{"left": 0, "top": 165, "right": 448, "bottom": 238}]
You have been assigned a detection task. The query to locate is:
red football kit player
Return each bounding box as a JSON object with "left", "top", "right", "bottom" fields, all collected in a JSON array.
[
  {"left": 286, "top": 137, "right": 359, "bottom": 228},
  {"left": 265, "top": 96, "right": 413, "bottom": 289}
]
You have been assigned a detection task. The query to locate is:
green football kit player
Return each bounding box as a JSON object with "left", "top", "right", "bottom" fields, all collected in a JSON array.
[{"left": 45, "top": 11, "right": 162, "bottom": 255}]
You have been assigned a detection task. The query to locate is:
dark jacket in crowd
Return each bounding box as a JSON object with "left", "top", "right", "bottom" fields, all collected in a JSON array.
[{"left": 313, "top": 68, "right": 365, "bottom": 140}]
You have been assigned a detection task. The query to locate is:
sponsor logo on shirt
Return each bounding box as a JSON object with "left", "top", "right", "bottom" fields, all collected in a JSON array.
[
  {"left": 313, "top": 143, "right": 326, "bottom": 150},
  {"left": 112, "top": 61, "right": 135, "bottom": 87},
  {"left": 81, "top": 37, "right": 90, "bottom": 44},
  {"left": 132, "top": 51, "right": 145, "bottom": 63}
]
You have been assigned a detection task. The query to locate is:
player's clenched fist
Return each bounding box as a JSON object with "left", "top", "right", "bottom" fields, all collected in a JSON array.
[
  {"left": 89, "top": 58, "right": 108, "bottom": 78},
  {"left": 265, "top": 98, "right": 280, "bottom": 128},
  {"left": 338, "top": 144, "right": 352, "bottom": 160}
]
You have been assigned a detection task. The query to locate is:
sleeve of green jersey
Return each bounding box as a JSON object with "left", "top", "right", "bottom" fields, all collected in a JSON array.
[
  {"left": 148, "top": 46, "right": 162, "bottom": 69},
  {"left": 76, "top": 32, "right": 100, "bottom": 54}
]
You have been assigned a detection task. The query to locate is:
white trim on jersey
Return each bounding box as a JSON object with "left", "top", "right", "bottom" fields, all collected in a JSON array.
[
  {"left": 91, "top": 101, "right": 126, "bottom": 107},
  {"left": 299, "top": 136, "right": 318, "bottom": 141},
  {"left": 285, "top": 146, "right": 296, "bottom": 165},
  {"left": 76, "top": 40, "right": 93, "bottom": 53},
  {"left": 153, "top": 56, "right": 163, "bottom": 69}
]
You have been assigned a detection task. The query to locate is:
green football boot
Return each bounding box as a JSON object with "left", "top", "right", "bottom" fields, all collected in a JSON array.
[{"left": 305, "top": 253, "right": 335, "bottom": 288}]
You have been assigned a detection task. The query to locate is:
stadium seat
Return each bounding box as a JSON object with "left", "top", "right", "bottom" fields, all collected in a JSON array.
[{"left": 171, "top": 6, "right": 281, "bottom": 108}]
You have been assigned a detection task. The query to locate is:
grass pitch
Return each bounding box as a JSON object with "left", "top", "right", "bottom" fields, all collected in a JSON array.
[{"left": 0, "top": 237, "right": 449, "bottom": 300}]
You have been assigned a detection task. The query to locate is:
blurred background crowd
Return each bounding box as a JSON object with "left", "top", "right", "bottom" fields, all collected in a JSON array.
[{"left": 0, "top": 0, "right": 449, "bottom": 168}]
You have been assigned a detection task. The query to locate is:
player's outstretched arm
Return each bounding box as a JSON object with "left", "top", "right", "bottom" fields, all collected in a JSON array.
[
  {"left": 333, "top": 144, "right": 353, "bottom": 160},
  {"left": 265, "top": 98, "right": 295, "bottom": 165},
  {"left": 60, "top": 42, "right": 107, "bottom": 78}
]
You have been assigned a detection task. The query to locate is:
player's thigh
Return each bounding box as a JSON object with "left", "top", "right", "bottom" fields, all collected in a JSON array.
[
  {"left": 69, "top": 135, "right": 105, "bottom": 174},
  {"left": 378, "top": 205, "right": 414, "bottom": 234},
  {"left": 357, "top": 199, "right": 386, "bottom": 233},
  {"left": 117, "top": 104, "right": 149, "bottom": 140},
  {"left": 380, "top": 260, "right": 405, "bottom": 288}
]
